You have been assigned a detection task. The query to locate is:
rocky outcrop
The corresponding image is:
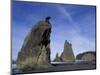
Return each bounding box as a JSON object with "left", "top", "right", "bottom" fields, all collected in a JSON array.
[
  {"left": 16, "top": 17, "right": 52, "bottom": 70},
  {"left": 76, "top": 51, "right": 96, "bottom": 61},
  {"left": 60, "top": 40, "right": 75, "bottom": 62},
  {"left": 12, "top": 60, "right": 16, "bottom": 64},
  {"left": 53, "top": 53, "right": 61, "bottom": 62}
]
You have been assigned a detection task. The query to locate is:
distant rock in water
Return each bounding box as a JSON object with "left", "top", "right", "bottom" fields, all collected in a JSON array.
[
  {"left": 16, "top": 17, "right": 52, "bottom": 71},
  {"left": 12, "top": 60, "right": 16, "bottom": 64},
  {"left": 60, "top": 40, "right": 75, "bottom": 62},
  {"left": 76, "top": 51, "right": 96, "bottom": 61},
  {"left": 53, "top": 53, "right": 61, "bottom": 62}
]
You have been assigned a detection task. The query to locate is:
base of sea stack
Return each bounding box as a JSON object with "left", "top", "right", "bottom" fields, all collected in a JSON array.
[{"left": 12, "top": 62, "right": 96, "bottom": 75}]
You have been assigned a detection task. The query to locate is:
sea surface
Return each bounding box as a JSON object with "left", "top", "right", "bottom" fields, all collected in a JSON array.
[{"left": 12, "top": 60, "right": 96, "bottom": 74}]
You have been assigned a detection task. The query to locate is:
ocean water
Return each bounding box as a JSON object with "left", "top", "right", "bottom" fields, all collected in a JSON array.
[
  {"left": 12, "top": 60, "right": 94, "bottom": 74},
  {"left": 12, "top": 64, "right": 21, "bottom": 74}
]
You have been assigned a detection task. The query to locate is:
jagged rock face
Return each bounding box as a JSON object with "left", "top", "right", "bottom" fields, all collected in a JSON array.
[
  {"left": 76, "top": 51, "right": 96, "bottom": 61},
  {"left": 60, "top": 40, "right": 75, "bottom": 62},
  {"left": 16, "top": 20, "right": 52, "bottom": 70},
  {"left": 53, "top": 53, "right": 61, "bottom": 62}
]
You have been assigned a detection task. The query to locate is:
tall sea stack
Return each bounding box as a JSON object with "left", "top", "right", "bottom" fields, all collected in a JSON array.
[
  {"left": 16, "top": 17, "right": 52, "bottom": 71},
  {"left": 60, "top": 40, "right": 75, "bottom": 62}
]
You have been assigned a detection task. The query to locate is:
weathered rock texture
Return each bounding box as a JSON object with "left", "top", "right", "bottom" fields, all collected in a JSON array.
[
  {"left": 53, "top": 53, "right": 61, "bottom": 62},
  {"left": 60, "top": 40, "right": 75, "bottom": 62},
  {"left": 76, "top": 51, "right": 96, "bottom": 61},
  {"left": 16, "top": 17, "right": 52, "bottom": 70}
]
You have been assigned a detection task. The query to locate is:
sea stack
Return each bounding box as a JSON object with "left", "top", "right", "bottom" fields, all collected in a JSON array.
[
  {"left": 53, "top": 53, "right": 61, "bottom": 62},
  {"left": 60, "top": 40, "right": 75, "bottom": 62},
  {"left": 16, "top": 17, "right": 52, "bottom": 71}
]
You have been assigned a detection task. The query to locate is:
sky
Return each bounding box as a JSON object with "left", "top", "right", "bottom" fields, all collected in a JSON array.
[{"left": 12, "top": 1, "right": 96, "bottom": 61}]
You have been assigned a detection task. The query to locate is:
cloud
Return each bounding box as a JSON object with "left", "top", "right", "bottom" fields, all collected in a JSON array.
[
  {"left": 69, "top": 29, "right": 95, "bottom": 56},
  {"left": 56, "top": 5, "right": 73, "bottom": 23}
]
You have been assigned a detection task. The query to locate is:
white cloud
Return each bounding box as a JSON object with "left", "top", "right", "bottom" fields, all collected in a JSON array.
[
  {"left": 56, "top": 5, "right": 73, "bottom": 23},
  {"left": 69, "top": 29, "right": 95, "bottom": 56}
]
